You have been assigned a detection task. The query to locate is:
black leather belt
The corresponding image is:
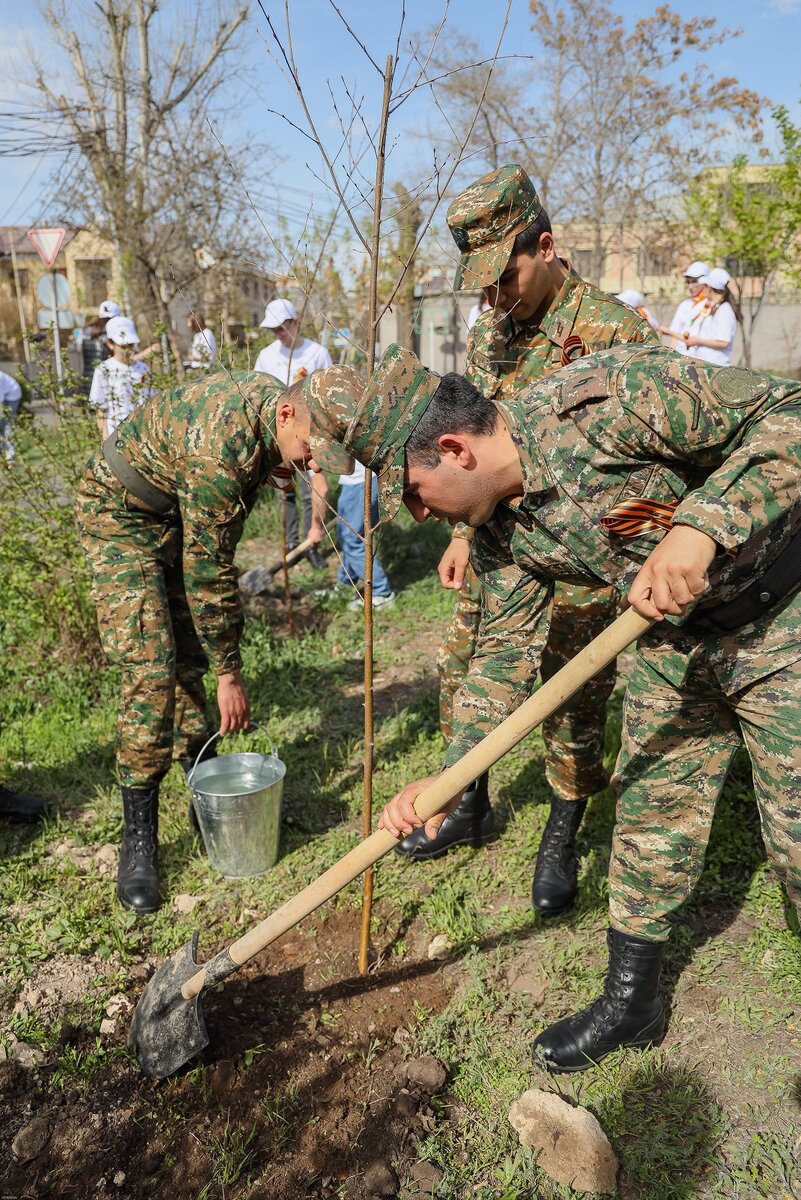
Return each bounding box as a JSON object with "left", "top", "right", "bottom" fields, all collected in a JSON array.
[
  {"left": 102, "top": 436, "right": 177, "bottom": 517},
  {"left": 691, "top": 526, "right": 801, "bottom": 633}
]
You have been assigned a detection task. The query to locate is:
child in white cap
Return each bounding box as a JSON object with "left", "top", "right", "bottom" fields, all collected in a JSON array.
[
  {"left": 681, "top": 267, "right": 739, "bottom": 365},
  {"left": 89, "top": 315, "right": 153, "bottom": 439},
  {"left": 615, "top": 289, "right": 659, "bottom": 332}
]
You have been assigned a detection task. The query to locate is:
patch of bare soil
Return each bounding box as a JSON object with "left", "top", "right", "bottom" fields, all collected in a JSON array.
[{"left": 0, "top": 908, "right": 456, "bottom": 1200}]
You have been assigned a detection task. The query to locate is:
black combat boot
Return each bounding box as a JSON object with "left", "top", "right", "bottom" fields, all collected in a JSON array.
[
  {"left": 394, "top": 773, "right": 493, "bottom": 860},
  {"left": 0, "top": 784, "right": 48, "bottom": 823},
  {"left": 117, "top": 786, "right": 160, "bottom": 914},
  {"left": 532, "top": 797, "right": 587, "bottom": 915},
  {"left": 531, "top": 927, "right": 665, "bottom": 1073}
]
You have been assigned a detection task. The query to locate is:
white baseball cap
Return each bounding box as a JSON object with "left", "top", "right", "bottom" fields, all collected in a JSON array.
[
  {"left": 699, "top": 267, "right": 731, "bottom": 292},
  {"left": 98, "top": 300, "right": 122, "bottom": 319},
  {"left": 683, "top": 261, "right": 709, "bottom": 280},
  {"left": 105, "top": 315, "right": 140, "bottom": 345},
  {"left": 616, "top": 289, "right": 645, "bottom": 308},
  {"left": 260, "top": 298, "right": 298, "bottom": 329}
]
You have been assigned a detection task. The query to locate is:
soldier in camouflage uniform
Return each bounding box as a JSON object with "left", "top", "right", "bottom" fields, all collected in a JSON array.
[
  {"left": 316, "top": 340, "right": 801, "bottom": 1072},
  {"left": 398, "top": 164, "right": 658, "bottom": 921},
  {"left": 75, "top": 367, "right": 353, "bottom": 913}
]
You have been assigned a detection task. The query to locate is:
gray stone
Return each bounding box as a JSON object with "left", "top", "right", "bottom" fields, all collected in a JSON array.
[
  {"left": 11, "top": 1117, "right": 52, "bottom": 1162},
  {"left": 363, "top": 1160, "right": 398, "bottom": 1196},
  {"left": 509, "top": 1089, "right": 618, "bottom": 1195},
  {"left": 12, "top": 1042, "right": 44, "bottom": 1069}
]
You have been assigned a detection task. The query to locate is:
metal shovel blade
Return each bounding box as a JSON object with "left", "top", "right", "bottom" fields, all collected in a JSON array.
[{"left": 129, "top": 933, "right": 209, "bottom": 1078}]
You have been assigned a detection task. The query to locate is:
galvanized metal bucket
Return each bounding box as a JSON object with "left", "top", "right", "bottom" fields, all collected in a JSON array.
[{"left": 188, "top": 732, "right": 286, "bottom": 879}]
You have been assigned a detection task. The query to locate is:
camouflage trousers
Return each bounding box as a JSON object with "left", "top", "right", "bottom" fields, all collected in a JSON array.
[
  {"left": 75, "top": 459, "right": 213, "bottom": 789},
  {"left": 610, "top": 646, "right": 801, "bottom": 942},
  {"left": 437, "top": 564, "right": 618, "bottom": 802}
]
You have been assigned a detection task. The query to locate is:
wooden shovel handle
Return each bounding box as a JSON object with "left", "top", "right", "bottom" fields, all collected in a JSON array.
[
  {"left": 181, "top": 606, "right": 652, "bottom": 999},
  {"left": 269, "top": 528, "right": 328, "bottom": 575}
]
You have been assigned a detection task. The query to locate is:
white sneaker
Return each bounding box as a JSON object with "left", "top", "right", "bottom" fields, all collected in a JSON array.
[{"left": 347, "top": 591, "right": 396, "bottom": 612}]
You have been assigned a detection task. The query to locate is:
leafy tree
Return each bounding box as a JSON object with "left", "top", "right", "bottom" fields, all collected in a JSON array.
[
  {"left": 418, "top": 0, "right": 766, "bottom": 284},
  {"left": 27, "top": 0, "right": 259, "bottom": 366}
]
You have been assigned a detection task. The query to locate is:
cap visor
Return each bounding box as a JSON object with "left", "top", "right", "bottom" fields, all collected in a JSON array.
[
  {"left": 453, "top": 238, "right": 514, "bottom": 292},
  {"left": 375, "top": 452, "right": 405, "bottom": 523},
  {"left": 309, "top": 432, "right": 353, "bottom": 474}
]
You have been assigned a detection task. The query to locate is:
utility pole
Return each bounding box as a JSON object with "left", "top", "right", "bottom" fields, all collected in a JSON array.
[{"left": 9, "top": 235, "right": 32, "bottom": 366}]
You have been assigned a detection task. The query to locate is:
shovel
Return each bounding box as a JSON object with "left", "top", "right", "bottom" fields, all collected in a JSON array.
[
  {"left": 130, "top": 606, "right": 653, "bottom": 1077},
  {"left": 238, "top": 530, "right": 329, "bottom": 596}
]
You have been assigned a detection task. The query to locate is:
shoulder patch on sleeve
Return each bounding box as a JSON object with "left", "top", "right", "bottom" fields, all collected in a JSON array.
[{"left": 708, "top": 366, "right": 772, "bottom": 408}]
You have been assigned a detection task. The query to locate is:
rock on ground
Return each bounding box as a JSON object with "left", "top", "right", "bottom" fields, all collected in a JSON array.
[
  {"left": 399, "top": 1055, "right": 448, "bottom": 1096},
  {"left": 362, "top": 1159, "right": 399, "bottom": 1195},
  {"left": 11, "top": 1117, "right": 52, "bottom": 1162},
  {"left": 427, "top": 934, "right": 452, "bottom": 960},
  {"left": 508, "top": 1088, "right": 619, "bottom": 1195}
]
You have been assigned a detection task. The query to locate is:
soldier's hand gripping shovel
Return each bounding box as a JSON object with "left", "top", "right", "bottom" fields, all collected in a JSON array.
[{"left": 130, "top": 606, "right": 654, "bottom": 1077}]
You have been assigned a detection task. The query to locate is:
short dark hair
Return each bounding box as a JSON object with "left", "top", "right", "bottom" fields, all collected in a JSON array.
[
  {"left": 406, "top": 373, "right": 498, "bottom": 468},
  {"left": 512, "top": 207, "right": 552, "bottom": 257}
]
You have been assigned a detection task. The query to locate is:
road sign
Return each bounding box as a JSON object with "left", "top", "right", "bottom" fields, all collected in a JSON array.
[
  {"left": 36, "top": 272, "right": 71, "bottom": 309},
  {"left": 27, "top": 227, "right": 66, "bottom": 267},
  {"left": 37, "top": 308, "right": 79, "bottom": 330}
]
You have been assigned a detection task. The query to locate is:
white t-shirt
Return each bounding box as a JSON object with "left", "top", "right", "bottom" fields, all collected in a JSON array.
[
  {"left": 89, "top": 359, "right": 152, "bottom": 433},
  {"left": 187, "top": 328, "right": 217, "bottom": 367},
  {"left": 466, "top": 300, "right": 491, "bottom": 329},
  {"left": 0, "top": 370, "right": 22, "bottom": 407},
  {"left": 667, "top": 296, "right": 708, "bottom": 356},
  {"left": 253, "top": 337, "right": 332, "bottom": 385},
  {"left": 688, "top": 301, "right": 737, "bottom": 366},
  {"left": 339, "top": 460, "right": 366, "bottom": 486}
]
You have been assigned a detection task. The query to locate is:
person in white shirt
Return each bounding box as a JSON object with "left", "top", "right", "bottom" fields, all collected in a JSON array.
[
  {"left": 89, "top": 316, "right": 153, "bottom": 439},
  {"left": 253, "top": 298, "right": 332, "bottom": 383},
  {"left": 184, "top": 312, "right": 217, "bottom": 369},
  {"left": 0, "top": 369, "right": 23, "bottom": 460},
  {"left": 615, "top": 289, "right": 659, "bottom": 332},
  {"left": 466, "top": 296, "right": 491, "bottom": 330},
  {"left": 254, "top": 299, "right": 333, "bottom": 565},
  {"left": 681, "top": 267, "right": 738, "bottom": 365},
  {"left": 657, "top": 260, "right": 709, "bottom": 354}
]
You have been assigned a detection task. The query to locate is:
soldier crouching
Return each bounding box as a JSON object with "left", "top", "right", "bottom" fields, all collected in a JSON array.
[{"left": 76, "top": 366, "right": 354, "bottom": 914}]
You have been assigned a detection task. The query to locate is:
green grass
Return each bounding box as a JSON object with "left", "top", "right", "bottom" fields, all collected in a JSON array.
[{"left": 1, "top": 465, "right": 801, "bottom": 1197}]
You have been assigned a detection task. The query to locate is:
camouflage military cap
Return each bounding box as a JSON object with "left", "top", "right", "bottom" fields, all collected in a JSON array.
[
  {"left": 341, "top": 344, "right": 441, "bottom": 522},
  {"left": 447, "top": 163, "right": 543, "bottom": 292},
  {"left": 304, "top": 365, "right": 362, "bottom": 473}
]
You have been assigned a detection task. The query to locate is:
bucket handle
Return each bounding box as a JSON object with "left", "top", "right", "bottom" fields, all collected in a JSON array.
[{"left": 186, "top": 724, "right": 279, "bottom": 789}]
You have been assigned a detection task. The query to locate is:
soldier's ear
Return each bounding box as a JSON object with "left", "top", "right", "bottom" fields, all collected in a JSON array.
[
  {"left": 538, "top": 231, "right": 555, "bottom": 262},
  {"left": 437, "top": 434, "right": 473, "bottom": 465}
]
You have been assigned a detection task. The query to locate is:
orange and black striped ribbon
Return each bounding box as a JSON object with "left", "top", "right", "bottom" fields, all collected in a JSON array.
[
  {"left": 601, "top": 498, "right": 678, "bottom": 537},
  {"left": 560, "top": 334, "right": 589, "bottom": 366}
]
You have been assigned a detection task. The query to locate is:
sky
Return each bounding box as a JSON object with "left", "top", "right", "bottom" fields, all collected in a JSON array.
[{"left": 0, "top": 0, "right": 799, "bottom": 244}]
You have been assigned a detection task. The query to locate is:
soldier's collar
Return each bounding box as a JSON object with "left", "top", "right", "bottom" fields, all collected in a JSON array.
[
  {"left": 537, "top": 265, "right": 585, "bottom": 347},
  {"left": 495, "top": 398, "right": 552, "bottom": 507}
]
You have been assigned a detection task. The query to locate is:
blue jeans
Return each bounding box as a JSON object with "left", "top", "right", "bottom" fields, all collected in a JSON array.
[{"left": 337, "top": 479, "right": 392, "bottom": 596}]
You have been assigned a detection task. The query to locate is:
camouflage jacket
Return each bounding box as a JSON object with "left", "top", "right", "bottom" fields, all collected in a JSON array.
[
  {"left": 445, "top": 344, "right": 801, "bottom": 765},
  {"left": 450, "top": 266, "right": 659, "bottom": 542},
  {"left": 107, "top": 369, "right": 285, "bottom": 674},
  {"left": 464, "top": 266, "right": 658, "bottom": 401}
]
